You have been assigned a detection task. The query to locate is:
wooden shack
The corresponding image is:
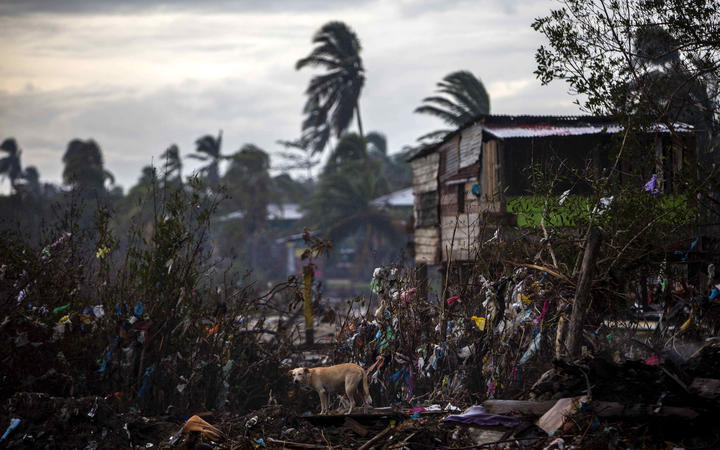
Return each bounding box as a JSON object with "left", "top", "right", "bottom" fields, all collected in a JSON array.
[{"left": 408, "top": 114, "right": 694, "bottom": 266}]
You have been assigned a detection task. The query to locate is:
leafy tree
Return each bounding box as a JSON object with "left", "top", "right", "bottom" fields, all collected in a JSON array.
[
  {"left": 415, "top": 71, "right": 491, "bottom": 142},
  {"left": 188, "top": 130, "right": 223, "bottom": 186},
  {"left": 0, "top": 138, "right": 22, "bottom": 193},
  {"left": 532, "top": 0, "right": 719, "bottom": 151},
  {"left": 62, "top": 139, "right": 114, "bottom": 193},
  {"left": 532, "top": 0, "right": 720, "bottom": 231},
  {"left": 297, "top": 21, "right": 366, "bottom": 154}
]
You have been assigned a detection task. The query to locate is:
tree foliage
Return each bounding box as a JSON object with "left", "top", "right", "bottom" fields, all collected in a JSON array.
[{"left": 532, "top": 0, "right": 719, "bottom": 155}]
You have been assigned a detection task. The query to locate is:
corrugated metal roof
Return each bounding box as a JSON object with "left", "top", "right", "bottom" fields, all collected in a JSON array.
[
  {"left": 483, "top": 121, "right": 693, "bottom": 139},
  {"left": 408, "top": 114, "right": 694, "bottom": 160},
  {"left": 483, "top": 123, "right": 623, "bottom": 138}
]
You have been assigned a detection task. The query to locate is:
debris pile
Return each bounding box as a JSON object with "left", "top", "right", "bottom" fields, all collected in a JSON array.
[{"left": 3, "top": 228, "right": 720, "bottom": 448}]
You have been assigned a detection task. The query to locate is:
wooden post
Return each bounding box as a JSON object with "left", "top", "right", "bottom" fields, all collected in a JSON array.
[
  {"left": 416, "top": 263, "right": 428, "bottom": 301},
  {"left": 566, "top": 227, "right": 602, "bottom": 359},
  {"left": 303, "top": 264, "right": 314, "bottom": 345}
]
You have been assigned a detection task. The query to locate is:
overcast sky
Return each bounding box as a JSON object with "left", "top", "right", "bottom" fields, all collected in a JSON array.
[{"left": 0, "top": 0, "right": 582, "bottom": 192}]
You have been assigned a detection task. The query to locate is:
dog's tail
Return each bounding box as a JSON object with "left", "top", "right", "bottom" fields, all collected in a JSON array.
[{"left": 362, "top": 369, "right": 372, "bottom": 406}]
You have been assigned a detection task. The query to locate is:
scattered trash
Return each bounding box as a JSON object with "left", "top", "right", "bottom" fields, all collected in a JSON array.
[
  {"left": 536, "top": 396, "right": 588, "bottom": 435},
  {"left": 443, "top": 405, "right": 524, "bottom": 428},
  {"left": 0, "top": 418, "right": 21, "bottom": 443},
  {"left": 644, "top": 173, "right": 660, "bottom": 194}
]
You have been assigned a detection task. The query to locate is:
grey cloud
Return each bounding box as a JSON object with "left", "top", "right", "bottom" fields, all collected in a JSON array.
[
  {"left": 0, "top": 0, "right": 582, "bottom": 191},
  {"left": 0, "top": 77, "right": 306, "bottom": 190},
  {"left": 0, "top": 0, "right": 375, "bottom": 16}
]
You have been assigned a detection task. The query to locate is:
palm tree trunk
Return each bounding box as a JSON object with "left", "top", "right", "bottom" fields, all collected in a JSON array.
[{"left": 355, "top": 100, "right": 365, "bottom": 140}]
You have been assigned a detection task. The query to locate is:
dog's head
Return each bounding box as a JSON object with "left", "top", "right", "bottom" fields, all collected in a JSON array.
[{"left": 290, "top": 367, "right": 309, "bottom": 384}]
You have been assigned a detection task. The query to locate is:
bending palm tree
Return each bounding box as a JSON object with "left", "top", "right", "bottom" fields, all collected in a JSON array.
[
  {"left": 297, "top": 21, "right": 365, "bottom": 154},
  {"left": 161, "top": 144, "right": 182, "bottom": 179},
  {"left": 187, "top": 130, "right": 223, "bottom": 186},
  {"left": 0, "top": 138, "right": 22, "bottom": 193},
  {"left": 415, "top": 70, "right": 491, "bottom": 142}
]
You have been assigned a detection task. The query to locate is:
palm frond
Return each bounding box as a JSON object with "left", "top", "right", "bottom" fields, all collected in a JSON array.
[{"left": 414, "top": 105, "right": 463, "bottom": 124}]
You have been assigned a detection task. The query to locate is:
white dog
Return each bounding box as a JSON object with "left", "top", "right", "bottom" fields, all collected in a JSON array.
[{"left": 290, "top": 363, "right": 372, "bottom": 414}]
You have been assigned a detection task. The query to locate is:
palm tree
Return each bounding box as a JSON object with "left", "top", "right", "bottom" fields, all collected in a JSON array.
[
  {"left": 222, "top": 144, "right": 273, "bottom": 235},
  {"left": 188, "top": 130, "right": 223, "bottom": 186},
  {"left": 21, "top": 166, "right": 41, "bottom": 196},
  {"left": 366, "top": 131, "right": 387, "bottom": 156},
  {"left": 415, "top": 70, "right": 491, "bottom": 142},
  {"left": 364, "top": 132, "right": 412, "bottom": 191},
  {"left": 296, "top": 21, "right": 365, "bottom": 154},
  {"left": 276, "top": 138, "right": 321, "bottom": 181},
  {"left": 160, "top": 144, "right": 182, "bottom": 187},
  {"left": 62, "top": 139, "right": 114, "bottom": 193},
  {"left": 324, "top": 133, "right": 372, "bottom": 175},
  {"left": 306, "top": 133, "right": 399, "bottom": 277},
  {"left": 0, "top": 138, "right": 22, "bottom": 193}
]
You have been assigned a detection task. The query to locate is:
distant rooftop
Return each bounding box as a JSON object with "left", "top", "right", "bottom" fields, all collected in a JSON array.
[
  {"left": 370, "top": 187, "right": 413, "bottom": 208},
  {"left": 219, "top": 203, "right": 303, "bottom": 222}
]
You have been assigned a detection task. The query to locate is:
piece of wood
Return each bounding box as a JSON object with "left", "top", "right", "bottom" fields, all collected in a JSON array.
[
  {"left": 555, "top": 316, "right": 568, "bottom": 360},
  {"left": 265, "top": 437, "right": 329, "bottom": 449},
  {"left": 416, "top": 263, "right": 428, "bottom": 302},
  {"left": 358, "top": 423, "right": 397, "bottom": 450},
  {"left": 566, "top": 227, "right": 602, "bottom": 359},
  {"left": 343, "top": 417, "right": 369, "bottom": 437},
  {"left": 482, "top": 400, "right": 557, "bottom": 416}
]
